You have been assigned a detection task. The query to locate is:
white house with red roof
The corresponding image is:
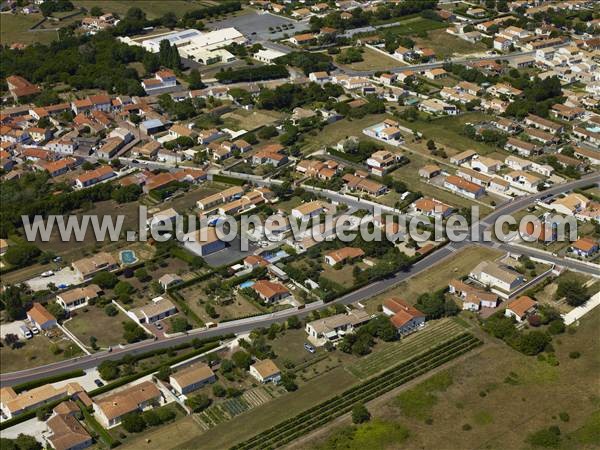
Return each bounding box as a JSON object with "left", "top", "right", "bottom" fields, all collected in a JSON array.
[{"left": 382, "top": 298, "right": 426, "bottom": 336}]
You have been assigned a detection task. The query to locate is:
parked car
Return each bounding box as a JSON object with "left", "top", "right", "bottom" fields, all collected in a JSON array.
[
  {"left": 156, "top": 322, "right": 163, "bottom": 330},
  {"left": 94, "top": 379, "right": 104, "bottom": 387},
  {"left": 304, "top": 343, "right": 316, "bottom": 353},
  {"left": 41, "top": 270, "right": 54, "bottom": 278},
  {"left": 19, "top": 325, "right": 32, "bottom": 339},
  {"left": 30, "top": 326, "right": 40, "bottom": 335}
]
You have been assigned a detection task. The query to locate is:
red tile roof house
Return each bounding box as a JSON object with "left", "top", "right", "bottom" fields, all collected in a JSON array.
[
  {"left": 571, "top": 237, "right": 599, "bottom": 257},
  {"left": 382, "top": 298, "right": 426, "bottom": 336},
  {"left": 74, "top": 165, "right": 115, "bottom": 189},
  {"left": 324, "top": 247, "right": 365, "bottom": 266},
  {"left": 27, "top": 303, "right": 57, "bottom": 330},
  {"left": 252, "top": 280, "right": 290, "bottom": 304},
  {"left": 504, "top": 296, "right": 537, "bottom": 323}
]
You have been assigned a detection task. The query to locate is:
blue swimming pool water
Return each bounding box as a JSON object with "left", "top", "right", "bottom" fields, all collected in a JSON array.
[
  {"left": 587, "top": 126, "right": 600, "bottom": 133},
  {"left": 264, "top": 250, "right": 289, "bottom": 263},
  {"left": 120, "top": 250, "right": 138, "bottom": 265},
  {"left": 239, "top": 280, "right": 255, "bottom": 289}
]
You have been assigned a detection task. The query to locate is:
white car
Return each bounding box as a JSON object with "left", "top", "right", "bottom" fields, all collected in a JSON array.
[{"left": 41, "top": 270, "right": 54, "bottom": 278}]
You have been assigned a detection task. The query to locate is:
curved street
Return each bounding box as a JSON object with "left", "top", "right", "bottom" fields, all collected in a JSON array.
[{"left": 1, "top": 173, "right": 598, "bottom": 386}]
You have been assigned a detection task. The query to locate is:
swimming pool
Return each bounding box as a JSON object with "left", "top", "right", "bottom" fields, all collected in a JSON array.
[
  {"left": 120, "top": 250, "right": 138, "bottom": 265},
  {"left": 264, "top": 250, "right": 289, "bottom": 263},
  {"left": 239, "top": 280, "right": 255, "bottom": 289}
]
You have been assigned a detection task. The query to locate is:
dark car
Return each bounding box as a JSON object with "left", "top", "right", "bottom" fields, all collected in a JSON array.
[{"left": 94, "top": 379, "right": 104, "bottom": 387}]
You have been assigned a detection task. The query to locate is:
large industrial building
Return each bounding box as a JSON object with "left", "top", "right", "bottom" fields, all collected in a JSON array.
[{"left": 120, "top": 28, "right": 246, "bottom": 64}]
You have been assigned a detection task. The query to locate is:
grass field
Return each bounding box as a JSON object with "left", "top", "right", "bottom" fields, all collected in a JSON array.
[
  {"left": 336, "top": 47, "right": 406, "bottom": 72},
  {"left": 347, "top": 318, "right": 466, "bottom": 379},
  {"left": 382, "top": 17, "right": 447, "bottom": 36},
  {"left": 222, "top": 109, "right": 284, "bottom": 132},
  {"left": 364, "top": 246, "right": 503, "bottom": 314},
  {"left": 64, "top": 305, "right": 125, "bottom": 349},
  {"left": 72, "top": 0, "right": 205, "bottom": 19},
  {"left": 0, "top": 13, "right": 58, "bottom": 46},
  {"left": 307, "top": 307, "right": 600, "bottom": 450},
  {"left": 0, "top": 332, "right": 82, "bottom": 373},
  {"left": 301, "top": 113, "right": 391, "bottom": 154},
  {"left": 413, "top": 29, "right": 488, "bottom": 58},
  {"left": 397, "top": 112, "right": 501, "bottom": 156}
]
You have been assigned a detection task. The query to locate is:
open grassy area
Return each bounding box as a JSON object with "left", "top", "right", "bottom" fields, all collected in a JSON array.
[
  {"left": 221, "top": 109, "right": 285, "bottom": 132},
  {"left": 73, "top": 0, "right": 204, "bottom": 19},
  {"left": 64, "top": 305, "right": 125, "bottom": 350},
  {"left": 365, "top": 246, "right": 503, "bottom": 314},
  {"left": 382, "top": 17, "right": 447, "bottom": 36},
  {"left": 301, "top": 113, "right": 391, "bottom": 154},
  {"left": 397, "top": 112, "right": 501, "bottom": 156},
  {"left": 0, "top": 332, "right": 82, "bottom": 373},
  {"left": 306, "top": 307, "right": 600, "bottom": 450},
  {"left": 413, "top": 29, "right": 488, "bottom": 58},
  {"left": 336, "top": 47, "right": 406, "bottom": 72},
  {"left": 0, "top": 13, "right": 58, "bottom": 45}
]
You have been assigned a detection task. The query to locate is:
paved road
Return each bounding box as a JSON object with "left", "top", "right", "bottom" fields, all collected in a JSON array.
[
  {"left": 1, "top": 173, "right": 598, "bottom": 386},
  {"left": 335, "top": 43, "right": 570, "bottom": 77}
]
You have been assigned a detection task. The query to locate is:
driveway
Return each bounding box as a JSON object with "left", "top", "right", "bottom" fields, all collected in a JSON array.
[
  {"left": 1, "top": 320, "right": 28, "bottom": 339},
  {"left": 0, "top": 417, "right": 48, "bottom": 443},
  {"left": 25, "top": 267, "right": 80, "bottom": 292}
]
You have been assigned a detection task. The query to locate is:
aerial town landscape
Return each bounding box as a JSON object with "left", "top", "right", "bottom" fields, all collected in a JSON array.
[{"left": 0, "top": 0, "right": 599, "bottom": 449}]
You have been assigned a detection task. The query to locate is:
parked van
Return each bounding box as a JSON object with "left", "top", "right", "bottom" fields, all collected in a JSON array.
[{"left": 19, "top": 325, "right": 32, "bottom": 339}]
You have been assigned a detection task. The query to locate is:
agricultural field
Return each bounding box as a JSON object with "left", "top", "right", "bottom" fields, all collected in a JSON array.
[
  {"left": 0, "top": 331, "right": 82, "bottom": 373},
  {"left": 347, "top": 318, "right": 466, "bottom": 379},
  {"left": 307, "top": 307, "right": 600, "bottom": 450},
  {"left": 196, "top": 385, "right": 285, "bottom": 431},
  {"left": 229, "top": 333, "right": 482, "bottom": 450},
  {"left": 335, "top": 47, "right": 407, "bottom": 72}
]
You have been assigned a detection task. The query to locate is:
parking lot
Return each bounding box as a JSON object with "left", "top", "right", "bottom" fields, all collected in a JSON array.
[
  {"left": 208, "top": 11, "right": 309, "bottom": 42},
  {"left": 25, "top": 267, "right": 81, "bottom": 292}
]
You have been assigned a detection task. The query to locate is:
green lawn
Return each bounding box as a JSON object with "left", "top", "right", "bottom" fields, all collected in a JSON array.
[{"left": 0, "top": 13, "right": 58, "bottom": 46}]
